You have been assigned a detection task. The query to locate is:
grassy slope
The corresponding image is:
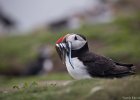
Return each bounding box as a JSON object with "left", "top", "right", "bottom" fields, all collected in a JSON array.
[{"left": 0, "top": 73, "right": 140, "bottom": 100}]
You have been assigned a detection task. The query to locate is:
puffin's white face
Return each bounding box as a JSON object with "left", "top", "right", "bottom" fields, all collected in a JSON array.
[
  {"left": 55, "top": 33, "right": 87, "bottom": 63},
  {"left": 66, "top": 34, "right": 87, "bottom": 50}
]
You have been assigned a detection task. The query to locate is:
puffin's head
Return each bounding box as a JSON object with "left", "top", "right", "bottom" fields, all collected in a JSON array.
[
  {"left": 55, "top": 33, "right": 88, "bottom": 62},
  {"left": 56, "top": 33, "right": 87, "bottom": 50}
]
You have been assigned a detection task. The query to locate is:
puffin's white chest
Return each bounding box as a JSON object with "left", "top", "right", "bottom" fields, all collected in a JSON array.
[{"left": 65, "top": 56, "right": 91, "bottom": 79}]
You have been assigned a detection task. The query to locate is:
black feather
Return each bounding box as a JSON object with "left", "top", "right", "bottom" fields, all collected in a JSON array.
[{"left": 78, "top": 52, "right": 136, "bottom": 78}]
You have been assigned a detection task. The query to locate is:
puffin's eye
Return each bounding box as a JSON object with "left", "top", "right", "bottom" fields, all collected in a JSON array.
[{"left": 74, "top": 36, "right": 78, "bottom": 40}]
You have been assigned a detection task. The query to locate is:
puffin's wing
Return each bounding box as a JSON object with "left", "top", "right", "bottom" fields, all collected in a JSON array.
[
  {"left": 79, "top": 52, "right": 135, "bottom": 77},
  {"left": 78, "top": 52, "right": 114, "bottom": 76},
  {"left": 113, "top": 62, "right": 136, "bottom": 76}
]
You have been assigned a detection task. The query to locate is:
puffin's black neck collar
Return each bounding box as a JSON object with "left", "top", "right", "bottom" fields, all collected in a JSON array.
[{"left": 71, "top": 43, "right": 89, "bottom": 58}]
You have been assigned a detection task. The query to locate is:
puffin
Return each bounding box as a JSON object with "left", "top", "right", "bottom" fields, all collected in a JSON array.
[{"left": 55, "top": 33, "right": 136, "bottom": 79}]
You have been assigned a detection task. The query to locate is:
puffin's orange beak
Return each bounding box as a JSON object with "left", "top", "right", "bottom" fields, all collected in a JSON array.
[
  {"left": 56, "top": 36, "right": 65, "bottom": 44},
  {"left": 55, "top": 35, "right": 67, "bottom": 63},
  {"left": 55, "top": 34, "right": 74, "bottom": 69},
  {"left": 55, "top": 34, "right": 71, "bottom": 64},
  {"left": 56, "top": 34, "right": 70, "bottom": 44}
]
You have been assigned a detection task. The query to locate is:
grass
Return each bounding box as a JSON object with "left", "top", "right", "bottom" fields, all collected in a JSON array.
[
  {"left": 0, "top": 73, "right": 140, "bottom": 100},
  {"left": 0, "top": 73, "right": 71, "bottom": 87}
]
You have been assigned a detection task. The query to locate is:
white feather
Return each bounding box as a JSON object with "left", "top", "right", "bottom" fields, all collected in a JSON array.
[{"left": 65, "top": 56, "right": 91, "bottom": 79}]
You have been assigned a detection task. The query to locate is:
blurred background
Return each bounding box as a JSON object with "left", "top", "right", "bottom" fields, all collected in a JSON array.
[
  {"left": 0, "top": 0, "right": 140, "bottom": 76},
  {"left": 0, "top": 0, "right": 140, "bottom": 99}
]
